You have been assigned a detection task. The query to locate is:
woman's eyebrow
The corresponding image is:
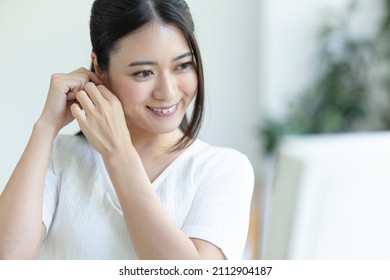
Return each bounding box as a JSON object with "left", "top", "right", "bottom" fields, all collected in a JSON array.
[
  {"left": 128, "top": 60, "right": 157, "bottom": 67},
  {"left": 128, "top": 51, "right": 193, "bottom": 67},
  {"left": 172, "top": 51, "right": 193, "bottom": 62}
]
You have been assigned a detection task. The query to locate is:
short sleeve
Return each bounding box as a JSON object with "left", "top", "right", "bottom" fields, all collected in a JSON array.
[
  {"left": 182, "top": 150, "right": 254, "bottom": 259},
  {"left": 42, "top": 147, "right": 59, "bottom": 237}
]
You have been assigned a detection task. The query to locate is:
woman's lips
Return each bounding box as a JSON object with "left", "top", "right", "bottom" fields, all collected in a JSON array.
[{"left": 147, "top": 101, "right": 180, "bottom": 117}]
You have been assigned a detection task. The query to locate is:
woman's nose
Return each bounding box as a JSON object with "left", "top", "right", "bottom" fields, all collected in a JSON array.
[{"left": 153, "top": 73, "right": 177, "bottom": 101}]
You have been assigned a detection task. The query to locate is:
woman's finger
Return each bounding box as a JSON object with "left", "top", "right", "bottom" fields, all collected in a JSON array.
[
  {"left": 70, "top": 103, "right": 86, "bottom": 124},
  {"left": 84, "top": 82, "right": 106, "bottom": 108},
  {"left": 52, "top": 69, "right": 103, "bottom": 102},
  {"left": 76, "top": 90, "right": 95, "bottom": 114},
  {"left": 72, "top": 67, "right": 104, "bottom": 85},
  {"left": 97, "top": 85, "right": 119, "bottom": 102}
]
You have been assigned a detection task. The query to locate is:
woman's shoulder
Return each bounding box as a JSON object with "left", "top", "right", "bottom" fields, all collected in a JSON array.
[
  {"left": 185, "top": 139, "right": 254, "bottom": 197},
  {"left": 52, "top": 133, "right": 87, "bottom": 147},
  {"left": 188, "top": 139, "right": 253, "bottom": 175},
  {"left": 191, "top": 139, "right": 250, "bottom": 161},
  {"left": 51, "top": 134, "right": 95, "bottom": 158}
]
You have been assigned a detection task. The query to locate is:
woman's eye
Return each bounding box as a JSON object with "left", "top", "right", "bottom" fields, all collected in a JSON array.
[
  {"left": 177, "top": 62, "right": 193, "bottom": 71},
  {"left": 134, "top": 70, "right": 153, "bottom": 79}
]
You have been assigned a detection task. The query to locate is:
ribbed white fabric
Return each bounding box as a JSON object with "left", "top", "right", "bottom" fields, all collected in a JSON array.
[{"left": 38, "top": 135, "right": 254, "bottom": 260}]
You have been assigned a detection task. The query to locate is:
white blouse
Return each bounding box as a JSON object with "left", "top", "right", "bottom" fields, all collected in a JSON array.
[{"left": 38, "top": 135, "right": 254, "bottom": 259}]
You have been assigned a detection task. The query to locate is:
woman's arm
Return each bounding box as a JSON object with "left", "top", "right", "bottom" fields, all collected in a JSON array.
[
  {"left": 104, "top": 149, "right": 225, "bottom": 259},
  {"left": 0, "top": 121, "right": 57, "bottom": 259},
  {"left": 0, "top": 68, "right": 103, "bottom": 259},
  {"left": 71, "top": 83, "right": 225, "bottom": 259}
]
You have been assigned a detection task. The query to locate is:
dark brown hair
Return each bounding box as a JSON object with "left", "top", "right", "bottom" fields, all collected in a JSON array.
[{"left": 83, "top": 0, "right": 204, "bottom": 151}]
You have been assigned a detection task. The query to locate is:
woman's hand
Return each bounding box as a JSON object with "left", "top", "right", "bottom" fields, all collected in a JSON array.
[
  {"left": 38, "top": 68, "right": 103, "bottom": 133},
  {"left": 70, "top": 82, "right": 132, "bottom": 159}
]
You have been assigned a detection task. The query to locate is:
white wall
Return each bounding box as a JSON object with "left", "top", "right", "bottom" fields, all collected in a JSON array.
[
  {"left": 0, "top": 0, "right": 260, "bottom": 191},
  {"left": 0, "top": 0, "right": 95, "bottom": 191}
]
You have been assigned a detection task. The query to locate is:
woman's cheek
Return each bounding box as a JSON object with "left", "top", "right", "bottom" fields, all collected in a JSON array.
[
  {"left": 183, "top": 72, "right": 198, "bottom": 98},
  {"left": 112, "top": 81, "right": 152, "bottom": 105}
]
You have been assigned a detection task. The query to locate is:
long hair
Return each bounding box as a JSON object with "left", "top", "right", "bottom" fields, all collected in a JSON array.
[{"left": 83, "top": 0, "right": 204, "bottom": 151}]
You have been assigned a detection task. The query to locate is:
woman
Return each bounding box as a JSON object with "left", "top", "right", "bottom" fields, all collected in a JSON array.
[{"left": 0, "top": 0, "right": 254, "bottom": 260}]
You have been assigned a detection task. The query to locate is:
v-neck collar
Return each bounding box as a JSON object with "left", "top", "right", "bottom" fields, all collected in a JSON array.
[
  {"left": 151, "top": 139, "right": 200, "bottom": 187},
  {"left": 98, "top": 138, "right": 201, "bottom": 211}
]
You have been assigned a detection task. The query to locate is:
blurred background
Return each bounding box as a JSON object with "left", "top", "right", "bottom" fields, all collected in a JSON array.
[{"left": 1, "top": 0, "right": 390, "bottom": 259}]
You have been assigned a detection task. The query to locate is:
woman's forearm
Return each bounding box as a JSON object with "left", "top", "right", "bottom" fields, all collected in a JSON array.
[
  {"left": 104, "top": 150, "right": 201, "bottom": 260},
  {"left": 0, "top": 120, "right": 57, "bottom": 259}
]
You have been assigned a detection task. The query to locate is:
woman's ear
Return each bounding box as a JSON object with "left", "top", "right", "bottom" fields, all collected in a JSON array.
[{"left": 91, "top": 52, "right": 106, "bottom": 81}]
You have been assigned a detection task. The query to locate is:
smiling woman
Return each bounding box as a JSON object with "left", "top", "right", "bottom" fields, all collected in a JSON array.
[
  {"left": 96, "top": 23, "right": 198, "bottom": 140},
  {"left": 0, "top": 0, "right": 254, "bottom": 260}
]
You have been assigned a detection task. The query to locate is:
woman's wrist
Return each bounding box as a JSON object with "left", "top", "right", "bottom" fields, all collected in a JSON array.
[
  {"left": 103, "top": 145, "right": 140, "bottom": 168},
  {"left": 102, "top": 145, "right": 149, "bottom": 197},
  {"left": 33, "top": 118, "right": 60, "bottom": 141}
]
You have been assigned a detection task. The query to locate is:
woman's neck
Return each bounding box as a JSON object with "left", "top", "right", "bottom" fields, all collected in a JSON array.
[
  {"left": 128, "top": 128, "right": 184, "bottom": 182},
  {"left": 129, "top": 128, "right": 182, "bottom": 157}
]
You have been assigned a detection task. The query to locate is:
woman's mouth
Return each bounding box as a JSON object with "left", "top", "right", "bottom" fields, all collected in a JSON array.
[{"left": 147, "top": 101, "right": 180, "bottom": 117}]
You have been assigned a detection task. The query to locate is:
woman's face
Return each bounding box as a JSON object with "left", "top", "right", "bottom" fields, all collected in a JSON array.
[{"left": 101, "top": 22, "right": 198, "bottom": 136}]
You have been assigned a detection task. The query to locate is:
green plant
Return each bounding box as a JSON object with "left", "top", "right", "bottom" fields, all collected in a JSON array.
[{"left": 261, "top": 0, "right": 390, "bottom": 155}]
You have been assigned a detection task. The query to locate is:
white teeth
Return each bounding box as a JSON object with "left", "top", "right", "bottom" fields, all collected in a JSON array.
[{"left": 150, "top": 105, "right": 176, "bottom": 114}]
